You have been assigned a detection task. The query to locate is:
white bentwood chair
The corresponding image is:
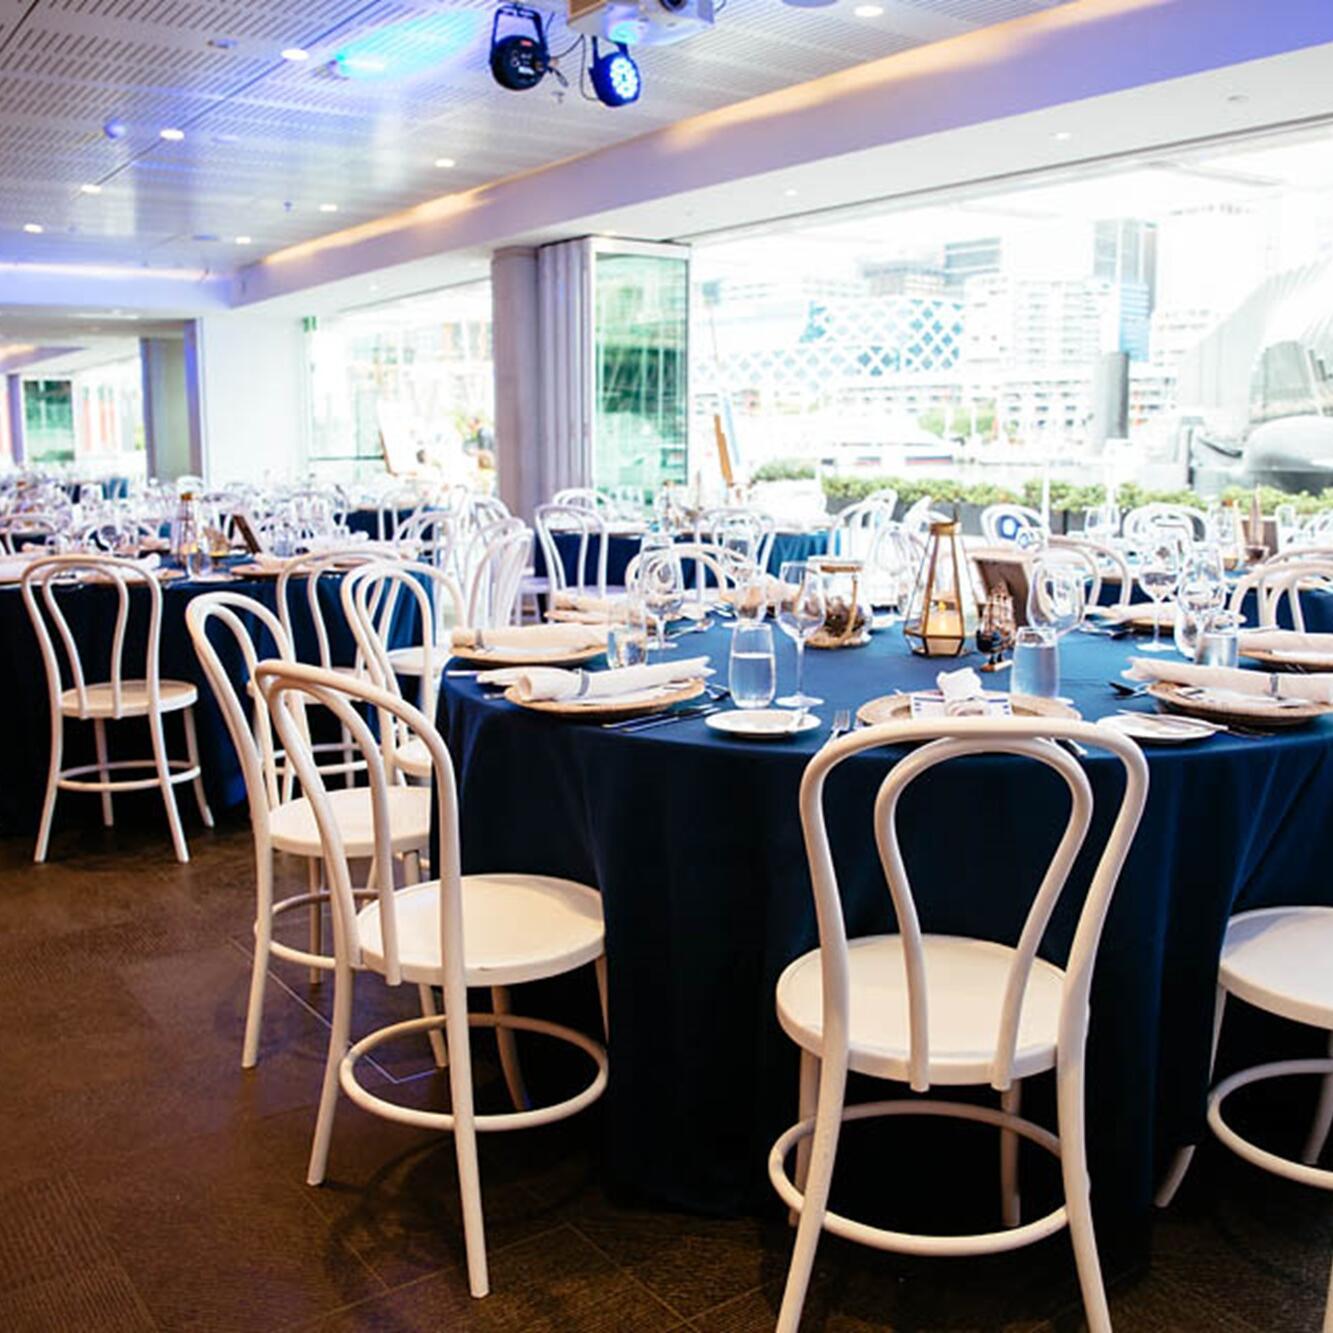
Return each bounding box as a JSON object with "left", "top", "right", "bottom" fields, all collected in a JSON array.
[
  {"left": 256, "top": 660, "right": 608, "bottom": 1298},
  {"left": 186, "top": 592, "right": 435, "bottom": 1068},
  {"left": 769, "top": 717, "right": 1150, "bottom": 1333},
  {"left": 535, "top": 502, "right": 610, "bottom": 600},
  {"left": 981, "top": 503, "right": 1047, "bottom": 547},
  {"left": 21, "top": 555, "right": 213, "bottom": 863}
]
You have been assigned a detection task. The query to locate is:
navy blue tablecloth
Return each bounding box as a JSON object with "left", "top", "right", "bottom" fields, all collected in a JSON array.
[
  {"left": 0, "top": 563, "right": 417, "bottom": 834},
  {"left": 439, "top": 623, "right": 1333, "bottom": 1231},
  {"left": 538, "top": 528, "right": 831, "bottom": 586}
]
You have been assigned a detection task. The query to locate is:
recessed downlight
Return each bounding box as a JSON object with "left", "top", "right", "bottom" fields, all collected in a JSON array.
[
  {"left": 434, "top": 156, "right": 457, "bottom": 168},
  {"left": 160, "top": 127, "right": 185, "bottom": 141},
  {"left": 23, "top": 223, "right": 43, "bottom": 234},
  {"left": 80, "top": 183, "right": 103, "bottom": 194},
  {"left": 853, "top": 4, "right": 884, "bottom": 15},
  {"left": 1052, "top": 130, "right": 1073, "bottom": 142},
  {"left": 280, "top": 47, "right": 310, "bottom": 61},
  {"left": 235, "top": 235, "right": 253, "bottom": 245},
  {"left": 319, "top": 202, "right": 339, "bottom": 213},
  {"left": 783, "top": 187, "right": 799, "bottom": 198}
]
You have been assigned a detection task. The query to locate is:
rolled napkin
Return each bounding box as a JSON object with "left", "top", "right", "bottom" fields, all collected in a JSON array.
[
  {"left": 1126, "top": 656, "right": 1333, "bottom": 705},
  {"left": 1238, "top": 629, "right": 1333, "bottom": 664},
  {"left": 513, "top": 656, "right": 711, "bottom": 703},
  {"left": 550, "top": 591, "right": 629, "bottom": 623},
  {"left": 451, "top": 624, "right": 606, "bottom": 652},
  {"left": 937, "top": 666, "right": 989, "bottom": 717}
]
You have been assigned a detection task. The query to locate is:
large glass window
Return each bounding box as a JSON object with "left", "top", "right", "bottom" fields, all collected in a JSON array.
[
  {"left": 23, "top": 379, "right": 75, "bottom": 463},
  {"left": 306, "top": 280, "right": 494, "bottom": 486},
  {"left": 593, "top": 247, "right": 689, "bottom": 495},
  {"left": 690, "top": 123, "right": 1333, "bottom": 513}
]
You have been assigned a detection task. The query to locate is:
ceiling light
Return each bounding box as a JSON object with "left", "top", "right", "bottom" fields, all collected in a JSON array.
[
  {"left": 589, "top": 39, "right": 641, "bottom": 108},
  {"left": 783, "top": 187, "right": 799, "bottom": 197},
  {"left": 853, "top": 4, "right": 884, "bottom": 15},
  {"left": 319, "top": 203, "right": 339, "bottom": 213},
  {"left": 235, "top": 235, "right": 253, "bottom": 245},
  {"left": 22, "top": 224, "right": 43, "bottom": 234},
  {"left": 280, "top": 47, "right": 310, "bottom": 61},
  {"left": 159, "top": 127, "right": 185, "bottom": 141},
  {"left": 490, "top": 5, "right": 550, "bottom": 92},
  {"left": 80, "top": 183, "right": 103, "bottom": 194},
  {"left": 1052, "top": 130, "right": 1073, "bottom": 142},
  {"left": 434, "top": 156, "right": 457, "bottom": 168}
]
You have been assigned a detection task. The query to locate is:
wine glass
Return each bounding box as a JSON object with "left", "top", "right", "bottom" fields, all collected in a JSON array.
[
  {"left": 1026, "top": 559, "right": 1085, "bottom": 639},
  {"left": 775, "top": 560, "right": 826, "bottom": 713},
  {"left": 636, "top": 548, "right": 684, "bottom": 650},
  {"left": 1137, "top": 537, "right": 1182, "bottom": 653},
  {"left": 1173, "top": 545, "right": 1228, "bottom": 659}
]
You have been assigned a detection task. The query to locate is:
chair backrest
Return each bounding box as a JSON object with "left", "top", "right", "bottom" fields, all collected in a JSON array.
[
  {"left": 799, "top": 718, "right": 1148, "bottom": 1092},
  {"left": 1035, "top": 541, "right": 1103, "bottom": 611},
  {"left": 1238, "top": 559, "right": 1333, "bottom": 631},
  {"left": 831, "top": 499, "right": 896, "bottom": 561},
  {"left": 466, "top": 523, "right": 531, "bottom": 628},
  {"left": 1122, "top": 503, "right": 1206, "bottom": 545},
  {"left": 696, "top": 507, "right": 776, "bottom": 574},
  {"left": 981, "top": 503, "right": 1046, "bottom": 547},
  {"left": 341, "top": 560, "right": 465, "bottom": 720},
  {"left": 900, "top": 495, "right": 937, "bottom": 542},
  {"left": 185, "top": 591, "right": 294, "bottom": 826},
  {"left": 256, "top": 662, "right": 465, "bottom": 1000},
  {"left": 276, "top": 551, "right": 387, "bottom": 669},
  {"left": 624, "top": 540, "right": 755, "bottom": 594},
  {"left": 20, "top": 555, "right": 163, "bottom": 721},
  {"left": 552, "top": 486, "right": 607, "bottom": 512},
  {"left": 0, "top": 512, "right": 60, "bottom": 553},
  {"left": 1050, "top": 535, "right": 1131, "bottom": 606},
  {"left": 535, "top": 503, "right": 609, "bottom": 598},
  {"left": 394, "top": 509, "right": 457, "bottom": 573}
]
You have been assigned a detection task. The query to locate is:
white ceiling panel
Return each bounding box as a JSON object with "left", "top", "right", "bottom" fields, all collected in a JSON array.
[{"left": 0, "top": 0, "right": 1079, "bottom": 271}]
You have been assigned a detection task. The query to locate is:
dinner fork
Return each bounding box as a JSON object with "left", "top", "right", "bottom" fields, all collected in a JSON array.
[{"left": 827, "top": 708, "right": 851, "bottom": 743}]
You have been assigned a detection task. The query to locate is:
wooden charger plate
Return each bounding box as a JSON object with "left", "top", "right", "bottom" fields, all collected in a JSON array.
[
  {"left": 1148, "top": 681, "right": 1329, "bottom": 729},
  {"left": 856, "top": 692, "right": 1080, "bottom": 727},
  {"left": 1238, "top": 645, "right": 1333, "bottom": 671},
  {"left": 504, "top": 677, "right": 704, "bottom": 722},
  {"left": 450, "top": 643, "right": 605, "bottom": 668}
]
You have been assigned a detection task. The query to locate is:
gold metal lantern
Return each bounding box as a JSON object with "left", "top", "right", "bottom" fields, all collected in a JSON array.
[{"left": 903, "top": 519, "right": 981, "bottom": 656}]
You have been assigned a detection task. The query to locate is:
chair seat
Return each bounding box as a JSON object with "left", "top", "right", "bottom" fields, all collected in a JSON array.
[
  {"left": 776, "top": 934, "right": 1065, "bottom": 1086},
  {"left": 269, "top": 785, "right": 430, "bottom": 859},
  {"left": 357, "top": 873, "right": 604, "bottom": 987},
  {"left": 60, "top": 678, "right": 197, "bottom": 718},
  {"left": 387, "top": 645, "right": 442, "bottom": 679},
  {"left": 1220, "top": 907, "right": 1333, "bottom": 1030}
]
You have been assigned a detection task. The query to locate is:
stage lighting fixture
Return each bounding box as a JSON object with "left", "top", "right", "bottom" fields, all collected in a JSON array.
[
  {"left": 490, "top": 5, "right": 550, "bottom": 92},
  {"left": 589, "top": 38, "right": 641, "bottom": 106}
]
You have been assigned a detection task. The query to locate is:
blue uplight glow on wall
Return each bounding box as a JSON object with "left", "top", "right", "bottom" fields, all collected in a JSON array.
[{"left": 332, "top": 12, "right": 488, "bottom": 81}]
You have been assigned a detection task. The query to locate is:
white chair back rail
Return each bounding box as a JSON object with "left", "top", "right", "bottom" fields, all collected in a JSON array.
[
  {"left": 395, "top": 509, "right": 457, "bottom": 573},
  {"left": 466, "top": 523, "right": 531, "bottom": 629},
  {"left": 830, "top": 499, "right": 895, "bottom": 562},
  {"left": 276, "top": 551, "right": 385, "bottom": 671},
  {"left": 980, "top": 503, "right": 1046, "bottom": 547},
  {"left": 1050, "top": 536, "right": 1131, "bottom": 607},
  {"left": 624, "top": 541, "right": 757, "bottom": 595},
  {"left": 534, "top": 503, "right": 610, "bottom": 599},
  {"left": 799, "top": 717, "right": 1149, "bottom": 1093},
  {"left": 0, "top": 512, "right": 61, "bottom": 553}
]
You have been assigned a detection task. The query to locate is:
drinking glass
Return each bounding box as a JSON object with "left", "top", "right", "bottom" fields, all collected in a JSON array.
[
  {"left": 729, "top": 622, "right": 776, "bottom": 709},
  {"left": 733, "top": 571, "right": 769, "bottom": 623},
  {"left": 775, "top": 560, "right": 826, "bottom": 710},
  {"left": 636, "top": 548, "right": 685, "bottom": 650},
  {"left": 1083, "top": 503, "right": 1117, "bottom": 543},
  {"left": 1137, "top": 537, "right": 1182, "bottom": 653},
  {"left": 1011, "top": 627, "right": 1059, "bottom": 698},
  {"left": 606, "top": 597, "right": 650, "bottom": 668},
  {"left": 1173, "top": 545, "right": 1228, "bottom": 658},
  {"left": 1275, "top": 503, "right": 1299, "bottom": 551},
  {"left": 1026, "top": 560, "right": 1085, "bottom": 638}
]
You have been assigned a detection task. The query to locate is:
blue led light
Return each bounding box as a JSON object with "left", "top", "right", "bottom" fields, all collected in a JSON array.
[
  {"left": 332, "top": 12, "right": 487, "bottom": 81},
  {"left": 590, "top": 40, "right": 641, "bottom": 107}
]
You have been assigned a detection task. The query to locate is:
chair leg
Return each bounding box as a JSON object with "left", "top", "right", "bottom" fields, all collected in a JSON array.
[
  {"left": 790, "top": 1048, "right": 819, "bottom": 1227},
  {"left": 491, "top": 985, "right": 531, "bottom": 1112},
  {"left": 594, "top": 954, "right": 609, "bottom": 1039},
  {"left": 242, "top": 850, "right": 274, "bottom": 1070},
  {"left": 1001, "top": 1081, "right": 1023, "bottom": 1228},
  {"left": 307, "top": 963, "right": 354, "bottom": 1186},
  {"left": 340, "top": 722, "right": 355, "bottom": 789},
  {"left": 307, "top": 858, "right": 323, "bottom": 986},
  {"left": 1157, "top": 986, "right": 1229, "bottom": 1208},
  {"left": 418, "top": 984, "right": 448, "bottom": 1068},
  {"left": 183, "top": 707, "right": 214, "bottom": 828},
  {"left": 148, "top": 708, "right": 189, "bottom": 863},
  {"left": 1324, "top": 1250, "right": 1333, "bottom": 1333},
  {"left": 1057, "top": 1051, "right": 1112, "bottom": 1333},
  {"left": 776, "top": 1055, "right": 847, "bottom": 1333},
  {"left": 92, "top": 717, "right": 114, "bottom": 827},
  {"left": 1303, "top": 1032, "right": 1333, "bottom": 1167},
  {"left": 34, "top": 713, "right": 62, "bottom": 863}
]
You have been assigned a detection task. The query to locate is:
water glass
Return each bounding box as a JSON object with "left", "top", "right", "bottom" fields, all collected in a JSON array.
[
  {"left": 607, "top": 598, "right": 650, "bottom": 669},
  {"left": 1011, "top": 627, "right": 1059, "bottom": 698},
  {"left": 729, "top": 622, "right": 777, "bottom": 709},
  {"left": 1197, "top": 612, "right": 1240, "bottom": 668}
]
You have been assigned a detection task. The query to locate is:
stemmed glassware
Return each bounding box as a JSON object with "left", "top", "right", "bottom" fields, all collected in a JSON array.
[
  {"left": 1026, "top": 559, "right": 1086, "bottom": 639},
  {"left": 1137, "top": 536, "right": 1183, "bottom": 653},
  {"left": 1173, "top": 545, "right": 1228, "bottom": 659},
  {"left": 636, "top": 547, "right": 685, "bottom": 651},
  {"left": 775, "top": 560, "right": 826, "bottom": 711}
]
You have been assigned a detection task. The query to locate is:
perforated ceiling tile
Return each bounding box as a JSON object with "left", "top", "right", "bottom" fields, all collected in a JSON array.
[{"left": 0, "top": 0, "right": 1079, "bottom": 268}]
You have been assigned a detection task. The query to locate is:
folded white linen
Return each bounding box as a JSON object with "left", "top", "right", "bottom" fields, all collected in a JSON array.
[
  {"left": 1126, "top": 657, "right": 1333, "bottom": 705},
  {"left": 551, "top": 592, "right": 628, "bottom": 621},
  {"left": 513, "top": 656, "right": 711, "bottom": 703},
  {"left": 1238, "top": 629, "right": 1333, "bottom": 662},
  {"left": 452, "top": 624, "right": 606, "bottom": 651},
  {"left": 936, "top": 666, "right": 989, "bottom": 717}
]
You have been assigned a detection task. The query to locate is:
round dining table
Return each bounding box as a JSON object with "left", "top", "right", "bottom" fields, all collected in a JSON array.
[{"left": 438, "top": 619, "right": 1333, "bottom": 1241}]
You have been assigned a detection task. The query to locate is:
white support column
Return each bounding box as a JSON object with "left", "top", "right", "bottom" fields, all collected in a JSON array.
[
  {"left": 491, "top": 246, "right": 542, "bottom": 520},
  {"left": 536, "top": 238, "right": 595, "bottom": 502},
  {"left": 140, "top": 334, "right": 203, "bottom": 482},
  {"left": 5, "top": 375, "right": 24, "bottom": 465}
]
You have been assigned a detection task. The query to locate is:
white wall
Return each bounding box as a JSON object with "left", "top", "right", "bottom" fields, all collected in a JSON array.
[{"left": 195, "top": 309, "right": 307, "bottom": 485}]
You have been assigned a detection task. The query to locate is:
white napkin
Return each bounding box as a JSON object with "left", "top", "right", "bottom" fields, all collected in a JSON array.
[
  {"left": 936, "top": 666, "right": 989, "bottom": 716},
  {"left": 452, "top": 624, "right": 606, "bottom": 652},
  {"left": 1238, "top": 629, "right": 1333, "bottom": 663},
  {"left": 513, "top": 656, "right": 711, "bottom": 703},
  {"left": 1126, "top": 657, "right": 1333, "bottom": 705},
  {"left": 550, "top": 592, "right": 629, "bottom": 623}
]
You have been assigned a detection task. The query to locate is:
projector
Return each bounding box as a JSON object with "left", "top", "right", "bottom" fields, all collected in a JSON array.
[{"left": 568, "top": 0, "right": 714, "bottom": 47}]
